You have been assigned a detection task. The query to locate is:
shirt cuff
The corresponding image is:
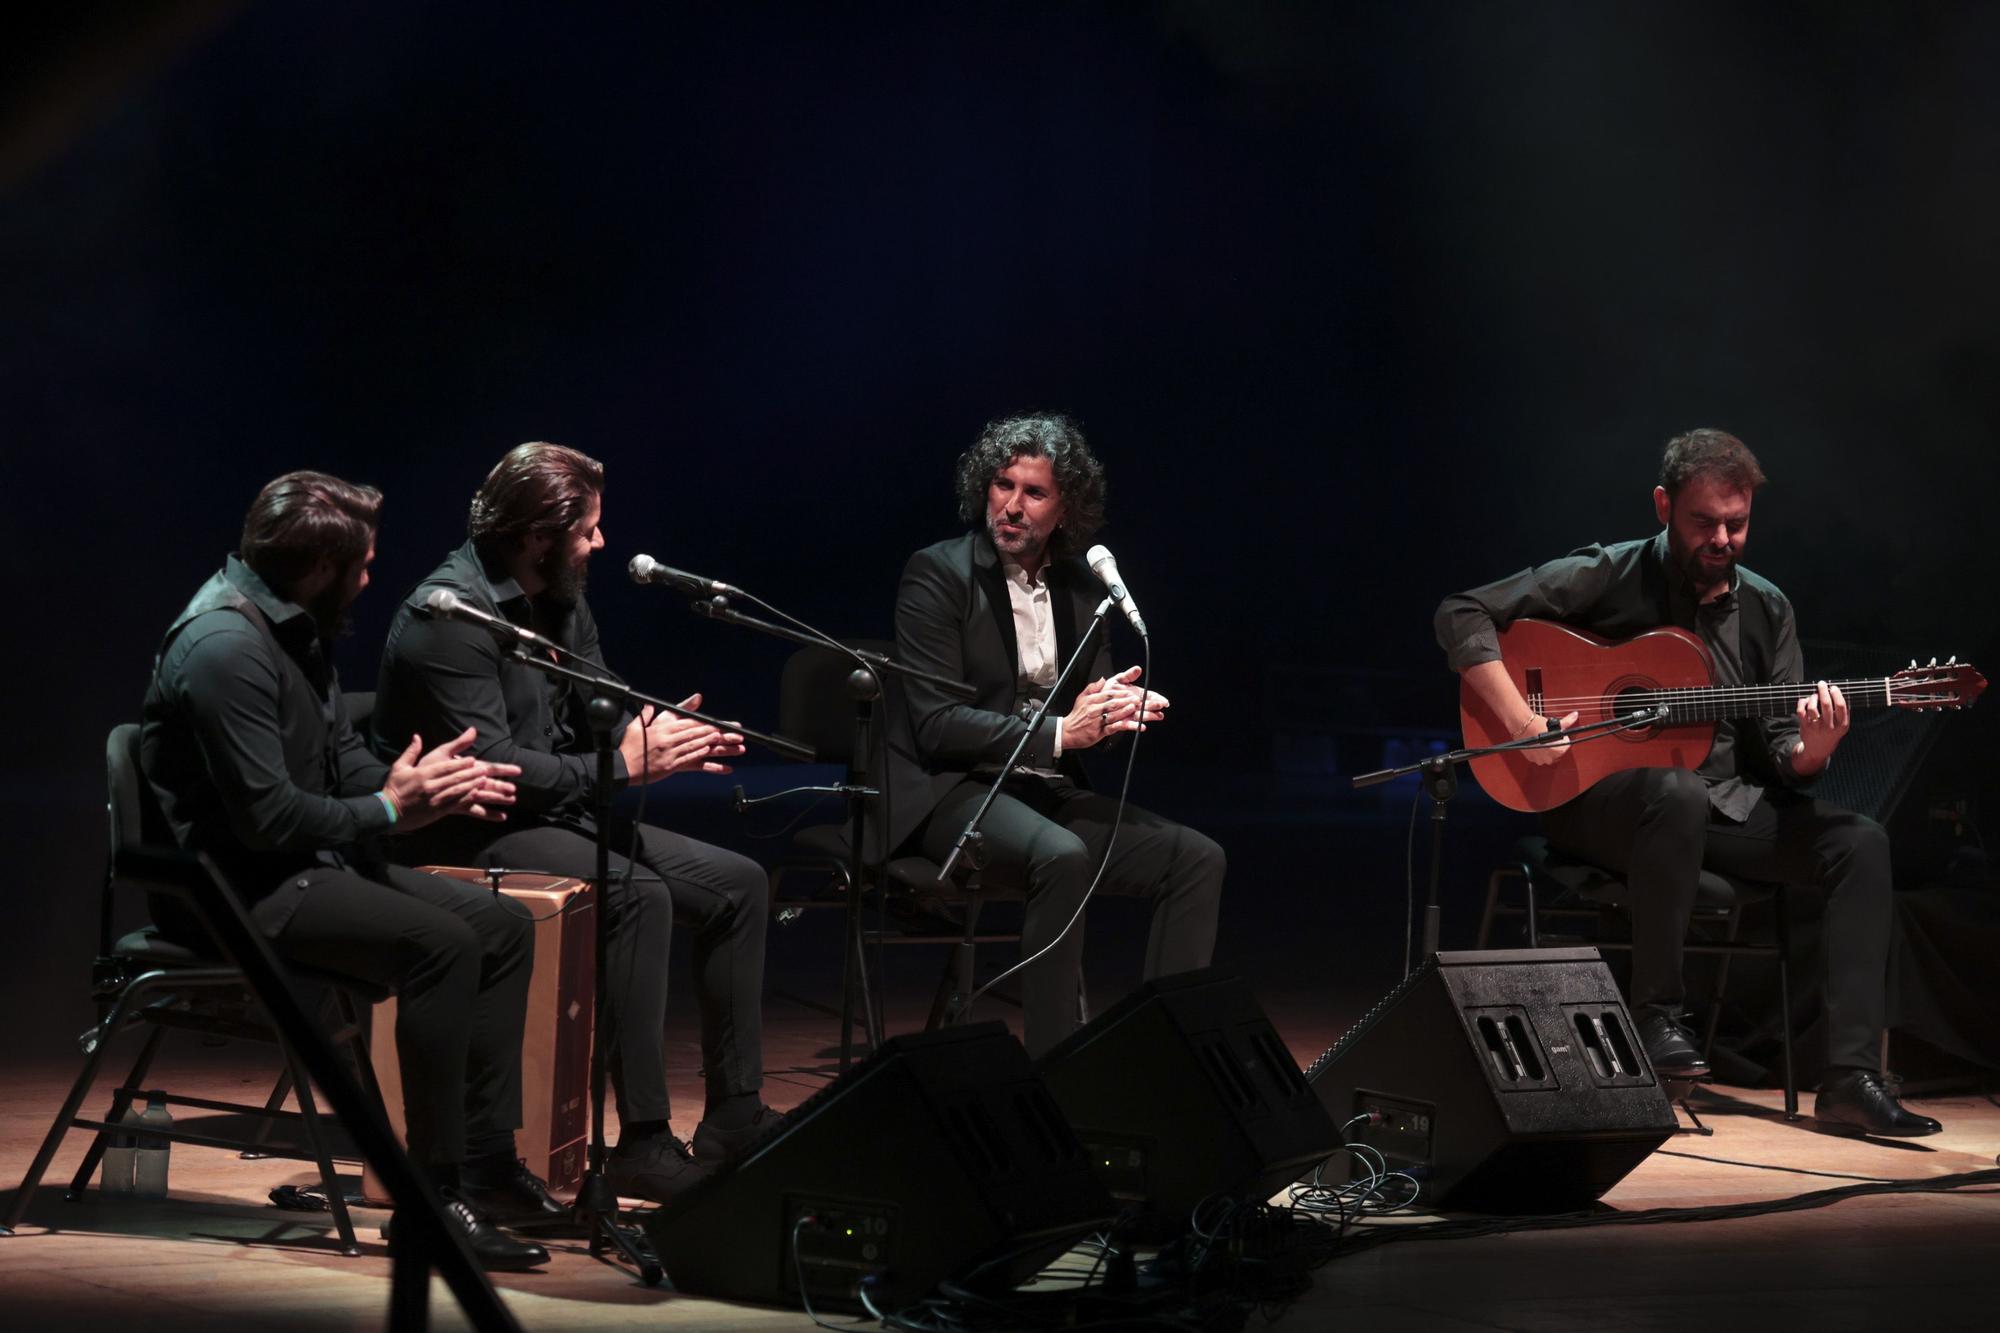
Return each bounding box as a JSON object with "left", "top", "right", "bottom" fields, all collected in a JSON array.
[
  {"left": 342, "top": 793, "right": 395, "bottom": 835},
  {"left": 1053, "top": 717, "right": 1064, "bottom": 757}
]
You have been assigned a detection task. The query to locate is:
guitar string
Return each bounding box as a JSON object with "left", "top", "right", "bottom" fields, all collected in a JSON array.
[
  {"left": 1528, "top": 679, "right": 1908, "bottom": 710},
  {"left": 1521, "top": 680, "right": 1976, "bottom": 721}
]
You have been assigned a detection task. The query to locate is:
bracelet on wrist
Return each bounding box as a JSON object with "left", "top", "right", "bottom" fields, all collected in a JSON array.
[{"left": 376, "top": 790, "right": 401, "bottom": 824}]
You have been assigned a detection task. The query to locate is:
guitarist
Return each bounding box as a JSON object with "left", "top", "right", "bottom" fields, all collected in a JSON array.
[{"left": 1435, "top": 429, "right": 1939, "bottom": 1137}]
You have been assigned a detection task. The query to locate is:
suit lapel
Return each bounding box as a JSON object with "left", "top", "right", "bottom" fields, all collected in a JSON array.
[{"left": 970, "top": 534, "right": 1018, "bottom": 687}]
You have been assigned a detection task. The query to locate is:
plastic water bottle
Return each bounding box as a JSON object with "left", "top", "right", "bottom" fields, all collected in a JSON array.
[
  {"left": 100, "top": 1102, "right": 142, "bottom": 1194},
  {"left": 134, "top": 1090, "right": 172, "bottom": 1198}
]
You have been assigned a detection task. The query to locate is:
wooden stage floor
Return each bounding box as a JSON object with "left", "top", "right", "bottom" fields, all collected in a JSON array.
[{"left": 3, "top": 995, "right": 1997, "bottom": 1332}]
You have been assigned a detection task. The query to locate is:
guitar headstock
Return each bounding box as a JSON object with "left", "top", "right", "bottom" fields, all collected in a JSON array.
[{"left": 1888, "top": 656, "right": 1987, "bottom": 712}]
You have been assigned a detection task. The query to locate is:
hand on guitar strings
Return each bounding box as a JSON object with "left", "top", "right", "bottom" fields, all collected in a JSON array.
[
  {"left": 1512, "top": 709, "right": 1579, "bottom": 767},
  {"left": 1790, "top": 680, "right": 1850, "bottom": 774}
]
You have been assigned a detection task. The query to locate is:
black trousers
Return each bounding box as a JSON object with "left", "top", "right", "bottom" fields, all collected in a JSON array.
[
  {"left": 265, "top": 865, "right": 533, "bottom": 1166},
  {"left": 456, "top": 819, "right": 768, "bottom": 1125},
  {"left": 917, "top": 776, "right": 1225, "bottom": 1058},
  {"left": 1541, "top": 767, "right": 1892, "bottom": 1072}
]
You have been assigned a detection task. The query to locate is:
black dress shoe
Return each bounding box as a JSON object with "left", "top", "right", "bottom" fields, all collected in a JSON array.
[
  {"left": 605, "top": 1132, "right": 712, "bottom": 1205},
  {"left": 460, "top": 1157, "right": 577, "bottom": 1232},
  {"left": 691, "top": 1105, "right": 788, "bottom": 1167},
  {"left": 1636, "top": 1009, "right": 1712, "bottom": 1080},
  {"left": 392, "top": 1191, "right": 549, "bottom": 1272},
  {"left": 1814, "top": 1069, "right": 1943, "bottom": 1137}
]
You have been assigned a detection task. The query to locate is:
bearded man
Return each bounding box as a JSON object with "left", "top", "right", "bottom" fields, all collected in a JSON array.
[
  {"left": 141, "top": 471, "right": 555, "bottom": 1269},
  {"left": 1436, "top": 428, "right": 1940, "bottom": 1136},
  {"left": 884, "top": 413, "right": 1225, "bottom": 1058},
  {"left": 371, "top": 443, "right": 778, "bottom": 1204}
]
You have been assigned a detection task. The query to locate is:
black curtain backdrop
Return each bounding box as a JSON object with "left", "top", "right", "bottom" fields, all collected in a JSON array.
[{"left": 5, "top": 1, "right": 1997, "bottom": 1059}]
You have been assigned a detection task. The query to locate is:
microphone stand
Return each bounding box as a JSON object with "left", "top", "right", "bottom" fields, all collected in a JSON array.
[
  {"left": 1350, "top": 708, "right": 1670, "bottom": 976},
  {"left": 499, "top": 647, "right": 810, "bottom": 1285},
  {"left": 683, "top": 595, "right": 973, "bottom": 1070},
  {"left": 932, "top": 597, "right": 1114, "bottom": 1025}
]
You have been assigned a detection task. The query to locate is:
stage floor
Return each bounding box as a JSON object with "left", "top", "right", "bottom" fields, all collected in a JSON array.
[{"left": 2, "top": 994, "right": 1997, "bottom": 1332}]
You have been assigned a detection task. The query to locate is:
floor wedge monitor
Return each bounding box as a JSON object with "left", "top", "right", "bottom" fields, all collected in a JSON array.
[
  {"left": 645, "top": 1022, "right": 1115, "bottom": 1311},
  {"left": 1304, "top": 948, "right": 1675, "bottom": 1212},
  {"left": 1037, "top": 968, "right": 1340, "bottom": 1228}
]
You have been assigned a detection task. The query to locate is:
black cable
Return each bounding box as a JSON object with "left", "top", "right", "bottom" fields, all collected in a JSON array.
[
  {"left": 1324, "top": 1168, "right": 2000, "bottom": 1257},
  {"left": 789, "top": 1214, "right": 872, "bottom": 1331},
  {"left": 1654, "top": 1147, "right": 1905, "bottom": 1183}
]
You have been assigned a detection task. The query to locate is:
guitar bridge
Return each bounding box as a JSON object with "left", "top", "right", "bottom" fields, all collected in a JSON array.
[{"left": 1524, "top": 668, "right": 1544, "bottom": 715}]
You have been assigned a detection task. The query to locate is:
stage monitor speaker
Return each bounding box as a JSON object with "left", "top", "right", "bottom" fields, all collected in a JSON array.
[
  {"left": 644, "top": 1022, "right": 1115, "bottom": 1312},
  {"left": 1036, "top": 968, "right": 1339, "bottom": 1227},
  {"left": 1304, "top": 948, "right": 1675, "bottom": 1212}
]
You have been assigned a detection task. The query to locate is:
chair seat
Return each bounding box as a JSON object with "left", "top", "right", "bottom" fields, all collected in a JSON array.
[
  {"left": 792, "top": 821, "right": 852, "bottom": 862},
  {"left": 787, "top": 822, "right": 1012, "bottom": 902},
  {"left": 113, "top": 926, "right": 214, "bottom": 967},
  {"left": 112, "top": 926, "right": 392, "bottom": 1004},
  {"left": 1519, "top": 836, "right": 1771, "bottom": 912}
]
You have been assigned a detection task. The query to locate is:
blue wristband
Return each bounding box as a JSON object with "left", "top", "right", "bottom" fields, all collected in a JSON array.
[{"left": 375, "top": 790, "right": 400, "bottom": 825}]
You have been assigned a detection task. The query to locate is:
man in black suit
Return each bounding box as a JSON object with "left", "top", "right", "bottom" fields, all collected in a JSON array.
[{"left": 886, "top": 413, "right": 1225, "bottom": 1057}]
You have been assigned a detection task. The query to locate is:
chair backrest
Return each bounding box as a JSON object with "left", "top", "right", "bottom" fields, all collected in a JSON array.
[
  {"left": 778, "top": 640, "right": 897, "bottom": 766},
  {"left": 107, "top": 723, "right": 171, "bottom": 855},
  {"left": 105, "top": 723, "right": 182, "bottom": 954}
]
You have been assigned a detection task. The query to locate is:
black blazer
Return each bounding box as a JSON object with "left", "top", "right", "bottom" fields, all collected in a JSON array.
[{"left": 884, "top": 531, "right": 1114, "bottom": 852}]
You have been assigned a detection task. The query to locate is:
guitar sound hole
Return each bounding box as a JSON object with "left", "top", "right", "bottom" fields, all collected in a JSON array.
[{"left": 1610, "top": 682, "right": 1666, "bottom": 739}]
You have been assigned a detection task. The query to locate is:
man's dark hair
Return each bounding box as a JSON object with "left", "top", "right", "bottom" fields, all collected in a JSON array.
[
  {"left": 953, "top": 413, "right": 1107, "bottom": 560},
  {"left": 1659, "top": 428, "right": 1767, "bottom": 498},
  {"left": 468, "top": 442, "right": 605, "bottom": 558},
  {"left": 239, "top": 471, "right": 383, "bottom": 593}
]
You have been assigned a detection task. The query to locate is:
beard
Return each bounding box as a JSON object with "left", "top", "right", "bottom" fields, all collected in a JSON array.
[
  {"left": 538, "top": 546, "right": 590, "bottom": 605},
  {"left": 987, "top": 512, "right": 1049, "bottom": 563},
  {"left": 304, "top": 583, "right": 355, "bottom": 643},
  {"left": 1671, "top": 535, "right": 1737, "bottom": 590}
]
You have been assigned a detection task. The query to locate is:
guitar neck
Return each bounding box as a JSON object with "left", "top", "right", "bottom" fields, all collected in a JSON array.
[{"left": 1606, "top": 678, "right": 1893, "bottom": 723}]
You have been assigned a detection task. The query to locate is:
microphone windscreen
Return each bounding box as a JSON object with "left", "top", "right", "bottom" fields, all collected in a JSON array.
[
  {"left": 629, "top": 554, "right": 656, "bottom": 583},
  {"left": 424, "top": 588, "right": 459, "bottom": 615}
]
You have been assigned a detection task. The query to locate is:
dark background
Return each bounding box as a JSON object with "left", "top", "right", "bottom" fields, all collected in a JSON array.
[{"left": 5, "top": 0, "right": 1997, "bottom": 1061}]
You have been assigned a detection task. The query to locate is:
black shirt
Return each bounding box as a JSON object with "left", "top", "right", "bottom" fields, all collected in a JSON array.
[
  {"left": 371, "top": 541, "right": 633, "bottom": 847},
  {"left": 140, "top": 557, "right": 391, "bottom": 918},
  {"left": 1433, "top": 531, "right": 1813, "bottom": 819}
]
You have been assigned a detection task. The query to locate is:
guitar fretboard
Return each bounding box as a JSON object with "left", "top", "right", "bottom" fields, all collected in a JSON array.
[{"left": 1527, "top": 677, "right": 1917, "bottom": 724}]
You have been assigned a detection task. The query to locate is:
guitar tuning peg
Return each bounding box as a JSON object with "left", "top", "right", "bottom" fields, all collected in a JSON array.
[
  {"left": 1909, "top": 658, "right": 1918, "bottom": 669},
  {"left": 1947, "top": 655, "right": 1957, "bottom": 665},
  {"left": 1928, "top": 657, "right": 1938, "bottom": 668}
]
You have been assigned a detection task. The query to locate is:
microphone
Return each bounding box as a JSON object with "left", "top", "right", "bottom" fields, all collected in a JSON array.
[
  {"left": 1085, "top": 544, "right": 1148, "bottom": 637},
  {"left": 422, "top": 589, "right": 563, "bottom": 654},
  {"left": 629, "top": 554, "right": 739, "bottom": 597}
]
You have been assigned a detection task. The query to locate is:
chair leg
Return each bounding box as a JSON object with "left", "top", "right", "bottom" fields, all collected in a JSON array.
[
  {"left": 4, "top": 984, "right": 155, "bottom": 1230},
  {"left": 953, "top": 894, "right": 985, "bottom": 1023},
  {"left": 1476, "top": 870, "right": 1503, "bottom": 950},
  {"left": 1700, "top": 906, "right": 1745, "bottom": 1060},
  {"left": 241, "top": 1069, "right": 296, "bottom": 1157},
  {"left": 283, "top": 1036, "right": 360, "bottom": 1256},
  {"left": 65, "top": 1021, "right": 168, "bottom": 1199},
  {"left": 1775, "top": 887, "right": 1797, "bottom": 1120},
  {"left": 1521, "top": 863, "right": 1540, "bottom": 948}
]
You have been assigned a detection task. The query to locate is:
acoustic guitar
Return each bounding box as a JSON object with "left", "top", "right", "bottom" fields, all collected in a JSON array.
[{"left": 1460, "top": 618, "right": 1985, "bottom": 813}]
